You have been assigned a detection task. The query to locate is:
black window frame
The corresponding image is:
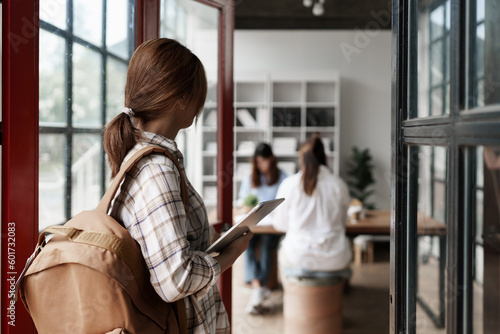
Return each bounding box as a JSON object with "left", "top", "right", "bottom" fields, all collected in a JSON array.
[{"left": 391, "top": 0, "right": 500, "bottom": 333}]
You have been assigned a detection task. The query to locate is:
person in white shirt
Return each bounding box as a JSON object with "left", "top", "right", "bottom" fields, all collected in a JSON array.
[{"left": 273, "top": 133, "right": 352, "bottom": 275}]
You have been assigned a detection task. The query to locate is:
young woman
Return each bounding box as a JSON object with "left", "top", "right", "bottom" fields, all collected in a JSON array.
[
  {"left": 104, "top": 38, "right": 252, "bottom": 334},
  {"left": 273, "top": 134, "right": 352, "bottom": 275},
  {"left": 237, "top": 143, "right": 286, "bottom": 314}
]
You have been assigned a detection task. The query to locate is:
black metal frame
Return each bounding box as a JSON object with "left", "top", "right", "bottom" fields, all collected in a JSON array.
[
  {"left": 39, "top": 0, "right": 134, "bottom": 223},
  {"left": 391, "top": 0, "right": 500, "bottom": 333}
]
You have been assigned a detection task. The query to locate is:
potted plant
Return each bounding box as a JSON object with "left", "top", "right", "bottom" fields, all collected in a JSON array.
[{"left": 347, "top": 146, "right": 376, "bottom": 210}]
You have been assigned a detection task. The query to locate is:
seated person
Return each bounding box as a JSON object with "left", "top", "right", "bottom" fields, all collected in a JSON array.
[
  {"left": 237, "top": 143, "right": 286, "bottom": 314},
  {"left": 273, "top": 134, "right": 352, "bottom": 279}
]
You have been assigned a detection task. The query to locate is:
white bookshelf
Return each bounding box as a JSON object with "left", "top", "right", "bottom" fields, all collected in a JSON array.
[
  {"left": 191, "top": 72, "right": 340, "bottom": 213},
  {"left": 233, "top": 71, "right": 341, "bottom": 204}
]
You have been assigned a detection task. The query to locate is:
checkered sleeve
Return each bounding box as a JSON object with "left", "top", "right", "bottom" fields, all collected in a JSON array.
[{"left": 127, "top": 160, "right": 221, "bottom": 302}]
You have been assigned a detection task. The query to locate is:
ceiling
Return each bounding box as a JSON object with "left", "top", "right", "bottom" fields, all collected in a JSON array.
[{"left": 234, "top": 0, "right": 392, "bottom": 30}]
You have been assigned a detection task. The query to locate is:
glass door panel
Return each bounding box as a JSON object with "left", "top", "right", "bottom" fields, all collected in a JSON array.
[
  {"left": 468, "top": 0, "right": 500, "bottom": 108},
  {"left": 470, "top": 145, "right": 500, "bottom": 333},
  {"left": 160, "top": 0, "right": 220, "bottom": 223},
  {"left": 409, "top": 145, "right": 448, "bottom": 333},
  {"left": 413, "top": 0, "right": 451, "bottom": 119},
  {"left": 39, "top": 0, "right": 134, "bottom": 230}
]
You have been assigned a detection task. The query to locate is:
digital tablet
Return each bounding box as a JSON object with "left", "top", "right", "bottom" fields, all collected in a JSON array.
[{"left": 205, "top": 198, "right": 285, "bottom": 254}]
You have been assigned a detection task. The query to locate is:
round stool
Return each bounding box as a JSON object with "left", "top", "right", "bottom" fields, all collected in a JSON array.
[{"left": 283, "top": 275, "right": 344, "bottom": 334}]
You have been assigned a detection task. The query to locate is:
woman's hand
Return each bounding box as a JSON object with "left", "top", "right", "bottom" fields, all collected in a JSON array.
[{"left": 213, "top": 229, "right": 253, "bottom": 273}]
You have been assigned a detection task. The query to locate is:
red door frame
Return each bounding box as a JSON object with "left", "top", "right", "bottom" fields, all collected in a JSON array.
[
  {"left": 137, "top": 0, "right": 235, "bottom": 323},
  {"left": 1, "top": 1, "right": 234, "bottom": 332},
  {"left": 2, "top": 0, "right": 39, "bottom": 333}
]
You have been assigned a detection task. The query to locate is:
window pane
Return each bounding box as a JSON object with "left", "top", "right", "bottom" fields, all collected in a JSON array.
[
  {"left": 106, "top": 58, "right": 128, "bottom": 122},
  {"left": 40, "top": 0, "right": 67, "bottom": 30},
  {"left": 472, "top": 145, "right": 500, "bottom": 332},
  {"left": 432, "top": 181, "right": 446, "bottom": 223},
  {"left": 430, "top": 87, "right": 444, "bottom": 116},
  {"left": 39, "top": 30, "right": 66, "bottom": 125},
  {"left": 475, "top": 189, "right": 483, "bottom": 244},
  {"left": 477, "top": 146, "right": 484, "bottom": 187},
  {"left": 468, "top": 0, "right": 500, "bottom": 108},
  {"left": 72, "top": 134, "right": 102, "bottom": 216},
  {"left": 40, "top": 0, "right": 133, "bottom": 232},
  {"left": 161, "top": 0, "right": 177, "bottom": 34},
  {"left": 73, "top": 0, "right": 103, "bottom": 46},
  {"left": 39, "top": 134, "right": 66, "bottom": 229},
  {"left": 477, "top": 0, "right": 485, "bottom": 22},
  {"left": 430, "top": 41, "right": 444, "bottom": 86},
  {"left": 415, "top": 145, "right": 448, "bottom": 332},
  {"left": 434, "top": 146, "right": 447, "bottom": 180},
  {"left": 415, "top": 0, "right": 450, "bottom": 119},
  {"left": 106, "top": 0, "right": 130, "bottom": 58},
  {"left": 73, "top": 44, "right": 102, "bottom": 127},
  {"left": 430, "top": 5, "right": 444, "bottom": 40},
  {"left": 160, "top": 0, "right": 219, "bottom": 222}
]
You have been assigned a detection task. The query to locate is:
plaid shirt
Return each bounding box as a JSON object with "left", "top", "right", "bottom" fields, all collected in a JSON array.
[{"left": 110, "top": 132, "right": 229, "bottom": 333}]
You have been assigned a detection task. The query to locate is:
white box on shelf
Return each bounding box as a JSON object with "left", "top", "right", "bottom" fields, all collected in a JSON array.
[
  {"left": 236, "top": 109, "right": 258, "bottom": 128},
  {"left": 278, "top": 161, "right": 297, "bottom": 176},
  {"left": 256, "top": 107, "right": 269, "bottom": 128},
  {"left": 238, "top": 141, "right": 256, "bottom": 155},
  {"left": 272, "top": 137, "right": 297, "bottom": 155}
]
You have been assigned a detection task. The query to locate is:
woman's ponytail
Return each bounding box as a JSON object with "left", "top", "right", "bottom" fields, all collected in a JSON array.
[
  {"left": 103, "top": 113, "right": 142, "bottom": 178},
  {"left": 300, "top": 133, "right": 327, "bottom": 196}
]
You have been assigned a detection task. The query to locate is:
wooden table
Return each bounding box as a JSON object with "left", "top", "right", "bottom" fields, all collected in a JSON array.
[
  {"left": 345, "top": 210, "right": 446, "bottom": 236},
  {"left": 251, "top": 210, "right": 446, "bottom": 236}
]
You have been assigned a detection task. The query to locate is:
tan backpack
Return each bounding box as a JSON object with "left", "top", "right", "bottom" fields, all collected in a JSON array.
[{"left": 14, "top": 146, "right": 189, "bottom": 334}]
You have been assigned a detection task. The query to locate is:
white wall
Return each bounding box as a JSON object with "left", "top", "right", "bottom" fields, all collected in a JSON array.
[{"left": 235, "top": 30, "right": 392, "bottom": 209}]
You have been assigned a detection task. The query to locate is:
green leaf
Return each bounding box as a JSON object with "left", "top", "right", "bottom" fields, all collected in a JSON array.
[{"left": 346, "top": 146, "right": 376, "bottom": 207}]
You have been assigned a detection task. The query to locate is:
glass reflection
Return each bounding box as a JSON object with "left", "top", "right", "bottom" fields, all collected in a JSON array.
[
  {"left": 106, "top": 0, "right": 130, "bottom": 58},
  {"left": 39, "top": 30, "right": 66, "bottom": 125},
  {"left": 39, "top": 134, "right": 66, "bottom": 229},
  {"left": 40, "top": 0, "right": 66, "bottom": 30},
  {"left": 415, "top": 145, "right": 447, "bottom": 333},
  {"left": 73, "top": 0, "right": 103, "bottom": 46},
  {"left": 416, "top": 0, "right": 451, "bottom": 118},
  {"left": 469, "top": 0, "right": 500, "bottom": 107},
  {"left": 473, "top": 145, "right": 500, "bottom": 332},
  {"left": 160, "top": 0, "right": 219, "bottom": 222},
  {"left": 72, "top": 44, "right": 102, "bottom": 127},
  {"left": 72, "top": 134, "right": 102, "bottom": 216},
  {"left": 106, "top": 59, "right": 128, "bottom": 122},
  {"left": 39, "top": 0, "right": 133, "bottom": 231}
]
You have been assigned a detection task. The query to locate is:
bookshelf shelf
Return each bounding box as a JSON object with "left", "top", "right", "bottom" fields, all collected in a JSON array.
[{"left": 192, "top": 72, "right": 341, "bottom": 211}]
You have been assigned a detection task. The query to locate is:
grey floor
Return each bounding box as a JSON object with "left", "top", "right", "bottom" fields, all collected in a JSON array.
[{"left": 230, "top": 242, "right": 464, "bottom": 334}]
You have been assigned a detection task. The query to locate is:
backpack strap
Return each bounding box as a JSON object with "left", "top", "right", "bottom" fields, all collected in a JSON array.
[{"left": 97, "top": 146, "right": 189, "bottom": 214}]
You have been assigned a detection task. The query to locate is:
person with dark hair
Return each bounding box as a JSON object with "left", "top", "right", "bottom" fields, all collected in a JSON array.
[
  {"left": 273, "top": 133, "right": 352, "bottom": 275},
  {"left": 104, "top": 38, "right": 252, "bottom": 333},
  {"left": 237, "top": 143, "right": 286, "bottom": 314}
]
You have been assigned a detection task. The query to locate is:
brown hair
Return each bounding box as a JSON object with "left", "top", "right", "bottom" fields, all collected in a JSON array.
[
  {"left": 103, "top": 38, "right": 207, "bottom": 177},
  {"left": 251, "top": 143, "right": 280, "bottom": 188},
  {"left": 299, "top": 133, "right": 327, "bottom": 196}
]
